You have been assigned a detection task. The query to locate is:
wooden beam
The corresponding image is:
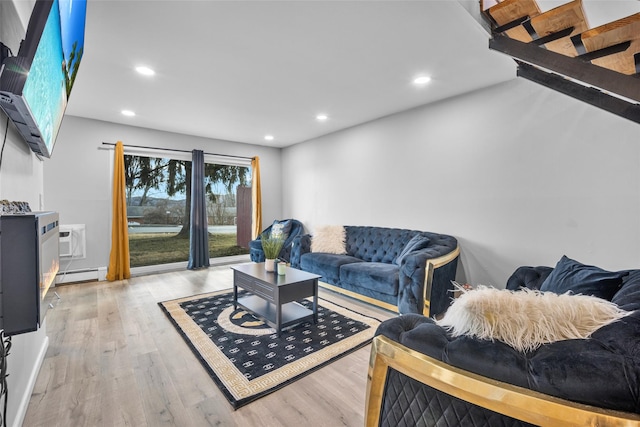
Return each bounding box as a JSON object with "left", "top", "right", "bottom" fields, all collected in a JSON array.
[{"left": 489, "top": 34, "right": 640, "bottom": 103}]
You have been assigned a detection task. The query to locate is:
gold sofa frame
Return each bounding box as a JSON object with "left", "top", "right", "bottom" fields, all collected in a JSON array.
[
  {"left": 366, "top": 335, "right": 640, "bottom": 427},
  {"left": 319, "top": 246, "right": 460, "bottom": 316}
]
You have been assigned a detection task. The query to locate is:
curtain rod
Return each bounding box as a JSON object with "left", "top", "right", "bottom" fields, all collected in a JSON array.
[{"left": 101, "top": 142, "right": 255, "bottom": 161}]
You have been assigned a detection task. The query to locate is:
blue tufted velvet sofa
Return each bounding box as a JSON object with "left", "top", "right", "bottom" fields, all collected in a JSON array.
[
  {"left": 365, "top": 264, "right": 640, "bottom": 426},
  {"left": 290, "top": 226, "right": 459, "bottom": 316}
]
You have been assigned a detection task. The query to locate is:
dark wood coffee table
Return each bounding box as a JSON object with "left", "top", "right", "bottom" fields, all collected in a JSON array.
[{"left": 231, "top": 263, "right": 321, "bottom": 334}]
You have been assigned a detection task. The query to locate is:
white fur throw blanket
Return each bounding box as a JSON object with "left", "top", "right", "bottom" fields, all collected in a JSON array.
[{"left": 436, "top": 285, "right": 632, "bottom": 352}]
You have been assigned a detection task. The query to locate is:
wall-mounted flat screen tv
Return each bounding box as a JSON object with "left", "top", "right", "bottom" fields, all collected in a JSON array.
[{"left": 0, "top": 0, "right": 86, "bottom": 158}]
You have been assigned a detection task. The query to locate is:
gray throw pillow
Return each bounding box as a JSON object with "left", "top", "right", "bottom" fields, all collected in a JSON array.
[{"left": 540, "top": 255, "right": 627, "bottom": 301}]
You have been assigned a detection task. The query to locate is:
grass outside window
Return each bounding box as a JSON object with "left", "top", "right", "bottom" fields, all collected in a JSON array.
[{"left": 129, "top": 232, "right": 248, "bottom": 267}]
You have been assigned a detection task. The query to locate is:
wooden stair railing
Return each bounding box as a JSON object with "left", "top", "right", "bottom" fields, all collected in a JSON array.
[{"left": 481, "top": 0, "right": 640, "bottom": 124}]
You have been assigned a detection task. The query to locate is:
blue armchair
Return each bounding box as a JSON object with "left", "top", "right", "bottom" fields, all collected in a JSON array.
[
  {"left": 249, "top": 219, "right": 304, "bottom": 263},
  {"left": 366, "top": 263, "right": 640, "bottom": 426}
]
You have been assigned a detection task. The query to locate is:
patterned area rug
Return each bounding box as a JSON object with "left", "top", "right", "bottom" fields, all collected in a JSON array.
[{"left": 159, "top": 289, "right": 381, "bottom": 409}]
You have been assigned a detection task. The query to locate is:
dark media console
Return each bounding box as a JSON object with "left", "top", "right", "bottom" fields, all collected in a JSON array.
[{"left": 0, "top": 212, "right": 59, "bottom": 335}]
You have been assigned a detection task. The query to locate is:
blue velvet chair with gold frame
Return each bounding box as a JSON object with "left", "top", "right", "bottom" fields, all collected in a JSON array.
[{"left": 365, "top": 262, "right": 640, "bottom": 426}]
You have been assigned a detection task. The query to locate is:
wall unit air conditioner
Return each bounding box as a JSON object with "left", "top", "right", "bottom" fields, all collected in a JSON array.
[{"left": 59, "top": 224, "right": 86, "bottom": 259}]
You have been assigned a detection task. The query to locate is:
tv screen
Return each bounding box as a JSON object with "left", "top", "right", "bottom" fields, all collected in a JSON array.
[{"left": 0, "top": 0, "right": 86, "bottom": 158}]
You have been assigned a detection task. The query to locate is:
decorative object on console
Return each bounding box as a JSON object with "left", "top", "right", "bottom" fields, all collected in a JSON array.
[
  {"left": 159, "top": 288, "right": 380, "bottom": 409},
  {"left": 436, "top": 285, "right": 631, "bottom": 352},
  {"left": 0, "top": 200, "right": 31, "bottom": 214},
  {"left": 311, "top": 225, "right": 347, "bottom": 254}
]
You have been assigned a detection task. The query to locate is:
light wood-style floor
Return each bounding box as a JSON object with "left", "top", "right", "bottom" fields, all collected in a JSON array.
[{"left": 23, "top": 264, "right": 394, "bottom": 427}]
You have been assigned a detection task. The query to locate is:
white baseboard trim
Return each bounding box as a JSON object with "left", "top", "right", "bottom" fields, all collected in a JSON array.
[
  {"left": 56, "top": 269, "right": 100, "bottom": 284},
  {"left": 55, "top": 254, "right": 251, "bottom": 284},
  {"left": 11, "top": 335, "right": 49, "bottom": 427}
]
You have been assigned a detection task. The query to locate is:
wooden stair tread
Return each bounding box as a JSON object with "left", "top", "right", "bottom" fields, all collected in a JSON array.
[
  {"left": 575, "top": 13, "right": 640, "bottom": 75},
  {"left": 485, "top": 0, "right": 540, "bottom": 26},
  {"left": 579, "top": 13, "right": 640, "bottom": 50},
  {"left": 528, "top": 0, "right": 589, "bottom": 57}
]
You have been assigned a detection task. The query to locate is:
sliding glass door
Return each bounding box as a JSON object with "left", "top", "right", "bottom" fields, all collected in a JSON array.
[{"left": 124, "top": 153, "right": 250, "bottom": 268}]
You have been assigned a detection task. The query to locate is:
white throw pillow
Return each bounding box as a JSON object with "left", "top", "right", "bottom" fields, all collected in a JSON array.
[
  {"left": 311, "top": 225, "right": 347, "bottom": 254},
  {"left": 436, "top": 285, "right": 632, "bottom": 352}
]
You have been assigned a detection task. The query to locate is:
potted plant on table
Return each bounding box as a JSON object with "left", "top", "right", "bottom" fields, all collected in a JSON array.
[{"left": 261, "top": 231, "right": 286, "bottom": 272}]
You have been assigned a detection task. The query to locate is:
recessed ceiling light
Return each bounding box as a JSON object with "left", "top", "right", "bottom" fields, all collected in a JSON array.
[
  {"left": 264, "top": 135, "right": 274, "bottom": 141},
  {"left": 316, "top": 114, "right": 328, "bottom": 121},
  {"left": 413, "top": 76, "right": 432, "bottom": 85},
  {"left": 121, "top": 110, "right": 136, "bottom": 117},
  {"left": 135, "top": 66, "right": 155, "bottom": 76}
]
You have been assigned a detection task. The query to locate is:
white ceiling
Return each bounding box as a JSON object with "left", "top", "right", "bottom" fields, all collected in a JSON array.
[{"left": 64, "top": 0, "right": 639, "bottom": 148}]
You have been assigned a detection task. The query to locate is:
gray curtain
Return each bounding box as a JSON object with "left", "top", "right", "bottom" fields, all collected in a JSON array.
[{"left": 188, "top": 149, "right": 210, "bottom": 269}]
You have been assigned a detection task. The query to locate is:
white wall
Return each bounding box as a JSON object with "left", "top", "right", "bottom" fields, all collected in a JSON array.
[
  {"left": 0, "top": 115, "right": 50, "bottom": 427},
  {"left": 44, "top": 116, "right": 283, "bottom": 273},
  {"left": 0, "top": 2, "right": 50, "bottom": 426},
  {"left": 282, "top": 78, "right": 640, "bottom": 287}
]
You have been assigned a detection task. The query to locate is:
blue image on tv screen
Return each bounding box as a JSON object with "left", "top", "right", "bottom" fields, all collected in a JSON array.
[{"left": 22, "top": 0, "right": 86, "bottom": 156}]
